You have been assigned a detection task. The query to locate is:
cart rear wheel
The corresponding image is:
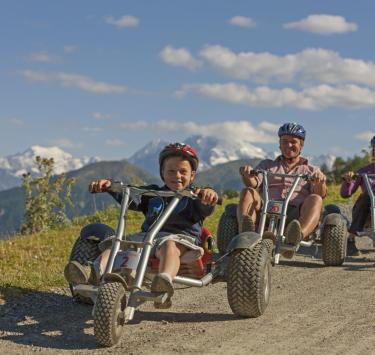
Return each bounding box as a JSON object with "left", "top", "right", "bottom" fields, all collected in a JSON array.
[{"left": 217, "top": 204, "right": 239, "bottom": 254}]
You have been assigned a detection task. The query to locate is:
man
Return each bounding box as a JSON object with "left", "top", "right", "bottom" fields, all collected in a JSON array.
[{"left": 238, "top": 123, "right": 327, "bottom": 258}]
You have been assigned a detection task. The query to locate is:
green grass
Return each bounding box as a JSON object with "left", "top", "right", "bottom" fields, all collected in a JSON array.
[{"left": 0, "top": 185, "right": 355, "bottom": 301}]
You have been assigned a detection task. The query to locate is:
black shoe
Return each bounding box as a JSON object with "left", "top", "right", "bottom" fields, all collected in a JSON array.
[
  {"left": 283, "top": 220, "right": 303, "bottom": 259},
  {"left": 347, "top": 240, "right": 360, "bottom": 256}
]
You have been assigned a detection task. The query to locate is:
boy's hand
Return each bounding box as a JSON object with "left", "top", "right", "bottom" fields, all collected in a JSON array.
[
  {"left": 194, "top": 188, "right": 218, "bottom": 206},
  {"left": 89, "top": 179, "right": 111, "bottom": 193}
]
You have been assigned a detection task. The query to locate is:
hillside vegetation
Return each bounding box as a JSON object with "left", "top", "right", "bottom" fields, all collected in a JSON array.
[{"left": 0, "top": 185, "right": 358, "bottom": 302}]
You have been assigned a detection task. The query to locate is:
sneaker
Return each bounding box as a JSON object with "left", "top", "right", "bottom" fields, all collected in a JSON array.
[
  {"left": 239, "top": 215, "right": 255, "bottom": 233},
  {"left": 64, "top": 261, "right": 91, "bottom": 284},
  {"left": 283, "top": 219, "right": 303, "bottom": 259},
  {"left": 347, "top": 240, "right": 361, "bottom": 257},
  {"left": 151, "top": 273, "right": 174, "bottom": 309}
]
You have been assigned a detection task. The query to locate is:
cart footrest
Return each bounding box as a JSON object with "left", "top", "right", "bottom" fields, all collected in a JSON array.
[{"left": 133, "top": 290, "right": 169, "bottom": 303}]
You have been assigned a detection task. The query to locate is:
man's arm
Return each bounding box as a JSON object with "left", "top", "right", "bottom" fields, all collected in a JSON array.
[
  {"left": 311, "top": 170, "right": 327, "bottom": 198},
  {"left": 239, "top": 165, "right": 258, "bottom": 188}
]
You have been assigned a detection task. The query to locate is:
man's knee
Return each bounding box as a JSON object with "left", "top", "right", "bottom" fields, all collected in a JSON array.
[
  {"left": 240, "top": 187, "right": 257, "bottom": 199},
  {"left": 305, "top": 194, "right": 323, "bottom": 207}
]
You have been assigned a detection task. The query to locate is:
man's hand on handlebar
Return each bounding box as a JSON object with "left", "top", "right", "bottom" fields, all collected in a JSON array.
[
  {"left": 89, "top": 179, "right": 112, "bottom": 193},
  {"left": 311, "top": 170, "right": 327, "bottom": 185},
  {"left": 239, "top": 165, "right": 258, "bottom": 188},
  {"left": 193, "top": 187, "right": 219, "bottom": 206}
]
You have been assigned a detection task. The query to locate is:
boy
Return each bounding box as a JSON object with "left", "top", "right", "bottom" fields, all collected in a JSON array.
[{"left": 64, "top": 142, "right": 218, "bottom": 307}]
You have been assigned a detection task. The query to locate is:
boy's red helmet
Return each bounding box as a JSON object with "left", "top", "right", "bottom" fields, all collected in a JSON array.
[{"left": 159, "top": 142, "right": 199, "bottom": 178}]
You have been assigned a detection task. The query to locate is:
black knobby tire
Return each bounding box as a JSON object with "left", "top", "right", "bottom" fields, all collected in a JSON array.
[
  {"left": 94, "top": 282, "right": 127, "bottom": 347},
  {"left": 227, "top": 242, "right": 271, "bottom": 318},
  {"left": 262, "top": 238, "right": 274, "bottom": 256},
  {"left": 68, "top": 237, "right": 101, "bottom": 303},
  {"left": 321, "top": 217, "right": 347, "bottom": 266},
  {"left": 217, "top": 204, "right": 239, "bottom": 254}
]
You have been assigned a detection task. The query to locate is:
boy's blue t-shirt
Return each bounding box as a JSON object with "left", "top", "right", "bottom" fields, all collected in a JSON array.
[{"left": 108, "top": 184, "right": 214, "bottom": 244}]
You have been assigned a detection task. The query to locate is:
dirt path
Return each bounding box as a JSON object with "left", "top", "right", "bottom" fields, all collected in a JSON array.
[
  {"left": 2, "top": 204, "right": 375, "bottom": 354},
  {"left": 1, "top": 235, "right": 375, "bottom": 355}
]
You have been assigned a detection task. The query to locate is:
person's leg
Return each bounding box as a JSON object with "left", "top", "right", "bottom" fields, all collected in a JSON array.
[
  {"left": 152, "top": 241, "right": 186, "bottom": 308},
  {"left": 347, "top": 193, "right": 371, "bottom": 256},
  {"left": 155, "top": 240, "right": 186, "bottom": 279},
  {"left": 299, "top": 194, "right": 323, "bottom": 239},
  {"left": 349, "top": 193, "right": 371, "bottom": 235},
  {"left": 237, "top": 187, "right": 262, "bottom": 233}
]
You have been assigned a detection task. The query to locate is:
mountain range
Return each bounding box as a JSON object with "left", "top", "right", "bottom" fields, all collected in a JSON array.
[
  {"left": 128, "top": 135, "right": 335, "bottom": 177},
  {"left": 0, "top": 146, "right": 100, "bottom": 191},
  {"left": 0, "top": 137, "right": 337, "bottom": 237}
]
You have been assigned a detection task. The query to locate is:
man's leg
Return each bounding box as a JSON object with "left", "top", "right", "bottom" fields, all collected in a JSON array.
[
  {"left": 299, "top": 194, "right": 323, "bottom": 239},
  {"left": 237, "top": 187, "right": 262, "bottom": 233}
]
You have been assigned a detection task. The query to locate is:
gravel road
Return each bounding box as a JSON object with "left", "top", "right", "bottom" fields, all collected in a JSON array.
[{"left": 1, "top": 204, "right": 375, "bottom": 355}]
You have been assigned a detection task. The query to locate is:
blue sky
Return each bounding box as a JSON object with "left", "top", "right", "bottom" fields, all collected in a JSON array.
[{"left": 1, "top": 0, "right": 374, "bottom": 160}]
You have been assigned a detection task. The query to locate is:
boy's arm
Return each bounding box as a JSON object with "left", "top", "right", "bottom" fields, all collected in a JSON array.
[{"left": 192, "top": 187, "right": 218, "bottom": 218}]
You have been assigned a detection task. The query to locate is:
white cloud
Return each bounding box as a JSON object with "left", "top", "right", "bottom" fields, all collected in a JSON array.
[
  {"left": 9, "top": 117, "right": 25, "bottom": 126},
  {"left": 120, "top": 121, "right": 149, "bottom": 130},
  {"left": 105, "top": 15, "right": 139, "bottom": 28},
  {"left": 106, "top": 139, "right": 124, "bottom": 146},
  {"left": 64, "top": 45, "right": 78, "bottom": 53},
  {"left": 355, "top": 131, "right": 375, "bottom": 142},
  {"left": 28, "top": 51, "right": 60, "bottom": 63},
  {"left": 49, "top": 138, "right": 82, "bottom": 148},
  {"left": 92, "top": 112, "right": 113, "bottom": 120},
  {"left": 283, "top": 14, "right": 357, "bottom": 35},
  {"left": 21, "top": 70, "right": 127, "bottom": 94},
  {"left": 121, "top": 119, "right": 275, "bottom": 144},
  {"left": 199, "top": 46, "right": 375, "bottom": 87},
  {"left": 228, "top": 16, "right": 256, "bottom": 28},
  {"left": 83, "top": 127, "right": 102, "bottom": 133},
  {"left": 177, "top": 82, "right": 375, "bottom": 110},
  {"left": 160, "top": 46, "right": 202, "bottom": 71},
  {"left": 258, "top": 121, "right": 279, "bottom": 132}
]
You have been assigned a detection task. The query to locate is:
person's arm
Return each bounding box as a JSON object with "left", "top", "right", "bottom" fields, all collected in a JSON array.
[
  {"left": 311, "top": 169, "right": 327, "bottom": 198},
  {"left": 239, "top": 165, "right": 259, "bottom": 188},
  {"left": 192, "top": 187, "right": 218, "bottom": 218},
  {"left": 340, "top": 171, "right": 359, "bottom": 198}
]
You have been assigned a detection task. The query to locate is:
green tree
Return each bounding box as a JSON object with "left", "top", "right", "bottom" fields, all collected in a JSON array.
[{"left": 21, "top": 156, "right": 76, "bottom": 234}]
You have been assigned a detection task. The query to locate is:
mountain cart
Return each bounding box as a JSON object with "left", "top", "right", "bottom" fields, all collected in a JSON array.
[
  {"left": 66, "top": 182, "right": 271, "bottom": 347},
  {"left": 217, "top": 170, "right": 348, "bottom": 266}
]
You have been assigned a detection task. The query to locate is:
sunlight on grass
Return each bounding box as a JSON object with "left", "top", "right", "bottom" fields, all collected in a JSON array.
[{"left": 0, "top": 185, "right": 356, "bottom": 299}]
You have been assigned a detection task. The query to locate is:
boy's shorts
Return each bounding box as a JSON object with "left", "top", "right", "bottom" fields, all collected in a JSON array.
[{"left": 99, "top": 232, "right": 204, "bottom": 263}]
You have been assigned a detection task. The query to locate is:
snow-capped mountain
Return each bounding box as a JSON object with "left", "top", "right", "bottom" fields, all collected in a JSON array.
[
  {"left": 307, "top": 154, "right": 336, "bottom": 171},
  {"left": 128, "top": 135, "right": 336, "bottom": 176},
  {"left": 129, "top": 135, "right": 267, "bottom": 176},
  {"left": 0, "top": 146, "right": 100, "bottom": 191}
]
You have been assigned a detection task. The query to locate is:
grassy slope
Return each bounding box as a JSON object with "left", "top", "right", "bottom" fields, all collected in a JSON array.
[{"left": 0, "top": 185, "right": 358, "bottom": 300}]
